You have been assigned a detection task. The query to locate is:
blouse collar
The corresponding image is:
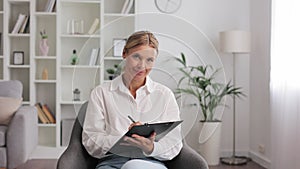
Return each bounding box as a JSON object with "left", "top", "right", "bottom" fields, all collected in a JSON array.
[{"left": 110, "top": 74, "right": 154, "bottom": 93}]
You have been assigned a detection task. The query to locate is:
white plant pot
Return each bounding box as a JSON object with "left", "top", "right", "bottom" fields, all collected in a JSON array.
[{"left": 198, "top": 121, "right": 222, "bottom": 166}]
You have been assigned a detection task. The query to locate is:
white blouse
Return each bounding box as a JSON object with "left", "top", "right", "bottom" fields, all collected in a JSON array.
[{"left": 82, "top": 75, "right": 183, "bottom": 160}]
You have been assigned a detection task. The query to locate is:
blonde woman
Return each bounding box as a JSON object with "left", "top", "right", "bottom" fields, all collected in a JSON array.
[{"left": 82, "top": 31, "right": 183, "bottom": 169}]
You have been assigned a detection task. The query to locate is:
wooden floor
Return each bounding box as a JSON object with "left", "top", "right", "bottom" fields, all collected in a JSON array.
[
  {"left": 210, "top": 160, "right": 266, "bottom": 169},
  {"left": 16, "top": 159, "right": 266, "bottom": 169},
  {"left": 17, "top": 159, "right": 57, "bottom": 169}
]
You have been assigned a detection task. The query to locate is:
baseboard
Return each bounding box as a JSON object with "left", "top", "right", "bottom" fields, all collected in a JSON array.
[
  {"left": 220, "top": 150, "right": 270, "bottom": 168},
  {"left": 30, "top": 146, "right": 66, "bottom": 160},
  {"left": 249, "top": 151, "right": 270, "bottom": 169}
]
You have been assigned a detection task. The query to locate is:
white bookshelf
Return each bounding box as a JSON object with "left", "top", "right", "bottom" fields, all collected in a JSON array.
[
  {"left": 1, "top": 0, "right": 136, "bottom": 158},
  {"left": 0, "top": 0, "right": 3, "bottom": 80}
]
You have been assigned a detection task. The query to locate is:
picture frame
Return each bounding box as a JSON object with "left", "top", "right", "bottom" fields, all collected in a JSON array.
[
  {"left": 13, "top": 51, "right": 24, "bottom": 65},
  {"left": 113, "top": 38, "right": 127, "bottom": 57}
]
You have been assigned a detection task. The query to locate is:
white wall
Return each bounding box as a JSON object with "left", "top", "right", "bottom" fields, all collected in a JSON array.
[
  {"left": 136, "top": 0, "right": 251, "bottom": 159},
  {"left": 249, "top": 0, "right": 271, "bottom": 168}
]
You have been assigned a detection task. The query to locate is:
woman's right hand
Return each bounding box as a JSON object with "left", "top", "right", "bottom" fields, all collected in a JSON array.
[
  {"left": 124, "top": 121, "right": 155, "bottom": 155},
  {"left": 128, "top": 121, "right": 142, "bottom": 130}
]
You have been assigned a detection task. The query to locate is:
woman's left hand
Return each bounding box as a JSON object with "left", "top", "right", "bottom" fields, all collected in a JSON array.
[{"left": 123, "top": 132, "right": 156, "bottom": 155}]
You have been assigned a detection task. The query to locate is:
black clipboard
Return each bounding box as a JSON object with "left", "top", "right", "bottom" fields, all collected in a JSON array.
[{"left": 106, "top": 120, "right": 183, "bottom": 157}]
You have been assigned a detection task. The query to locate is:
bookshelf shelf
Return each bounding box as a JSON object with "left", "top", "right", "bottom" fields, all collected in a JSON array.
[
  {"left": 104, "top": 56, "right": 123, "bottom": 60},
  {"left": 8, "top": 65, "right": 30, "bottom": 68},
  {"left": 38, "top": 124, "right": 56, "bottom": 127},
  {"left": 8, "top": 0, "right": 29, "bottom": 3},
  {"left": 35, "top": 12, "right": 57, "bottom": 16},
  {"left": 104, "top": 13, "right": 135, "bottom": 17},
  {"left": 8, "top": 33, "right": 30, "bottom": 37},
  {"left": 22, "top": 101, "right": 30, "bottom": 105},
  {"left": 61, "top": 65, "right": 100, "bottom": 69},
  {"left": 35, "top": 56, "right": 57, "bottom": 59},
  {"left": 61, "top": 0, "right": 101, "bottom": 4},
  {"left": 60, "top": 101, "right": 86, "bottom": 105},
  {"left": 34, "top": 80, "right": 57, "bottom": 83},
  {"left": 60, "top": 34, "right": 100, "bottom": 38}
]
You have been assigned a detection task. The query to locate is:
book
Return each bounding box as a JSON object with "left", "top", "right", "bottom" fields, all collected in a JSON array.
[
  {"left": 19, "top": 15, "right": 29, "bottom": 33},
  {"left": 49, "top": 0, "right": 56, "bottom": 12},
  {"left": 88, "top": 48, "right": 100, "bottom": 66},
  {"left": 121, "top": 0, "right": 130, "bottom": 14},
  {"left": 44, "top": 0, "right": 51, "bottom": 12},
  {"left": 106, "top": 120, "right": 183, "bottom": 157},
  {"left": 44, "top": 0, "right": 56, "bottom": 12},
  {"left": 87, "top": 18, "right": 100, "bottom": 35},
  {"left": 23, "top": 16, "right": 30, "bottom": 33},
  {"left": 44, "top": 104, "right": 56, "bottom": 122},
  {"left": 11, "top": 14, "right": 26, "bottom": 34},
  {"left": 51, "top": 0, "right": 57, "bottom": 12},
  {"left": 124, "top": 0, "right": 134, "bottom": 14},
  {"left": 35, "top": 103, "right": 50, "bottom": 124},
  {"left": 42, "top": 104, "right": 56, "bottom": 123}
]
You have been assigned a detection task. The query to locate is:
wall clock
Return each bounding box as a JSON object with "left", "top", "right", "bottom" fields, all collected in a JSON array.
[{"left": 154, "top": 0, "right": 182, "bottom": 14}]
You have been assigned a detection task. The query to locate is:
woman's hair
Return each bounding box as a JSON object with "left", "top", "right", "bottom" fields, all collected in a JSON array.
[{"left": 123, "top": 31, "right": 159, "bottom": 55}]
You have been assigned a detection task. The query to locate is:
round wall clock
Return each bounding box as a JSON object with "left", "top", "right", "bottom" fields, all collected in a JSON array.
[{"left": 154, "top": 0, "right": 182, "bottom": 14}]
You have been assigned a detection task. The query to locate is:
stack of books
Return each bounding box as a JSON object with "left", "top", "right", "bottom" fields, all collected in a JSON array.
[
  {"left": 35, "top": 102, "right": 56, "bottom": 124},
  {"left": 11, "top": 14, "right": 30, "bottom": 34}
]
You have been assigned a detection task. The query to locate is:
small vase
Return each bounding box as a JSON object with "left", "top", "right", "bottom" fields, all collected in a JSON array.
[
  {"left": 42, "top": 68, "right": 48, "bottom": 80},
  {"left": 39, "top": 38, "right": 49, "bottom": 56}
]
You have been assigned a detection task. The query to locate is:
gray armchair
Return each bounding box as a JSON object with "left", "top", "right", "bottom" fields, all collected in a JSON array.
[
  {"left": 0, "top": 80, "right": 38, "bottom": 169},
  {"left": 57, "top": 102, "right": 208, "bottom": 169}
]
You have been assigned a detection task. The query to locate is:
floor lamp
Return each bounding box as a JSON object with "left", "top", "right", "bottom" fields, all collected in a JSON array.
[{"left": 219, "top": 30, "right": 251, "bottom": 165}]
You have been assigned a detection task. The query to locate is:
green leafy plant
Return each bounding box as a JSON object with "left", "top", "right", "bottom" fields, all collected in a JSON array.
[
  {"left": 40, "top": 29, "right": 48, "bottom": 39},
  {"left": 175, "top": 53, "right": 245, "bottom": 122},
  {"left": 106, "top": 64, "right": 122, "bottom": 80},
  {"left": 106, "top": 68, "right": 115, "bottom": 75}
]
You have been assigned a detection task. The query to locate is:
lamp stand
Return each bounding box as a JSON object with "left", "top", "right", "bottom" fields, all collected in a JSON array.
[{"left": 220, "top": 53, "right": 249, "bottom": 165}]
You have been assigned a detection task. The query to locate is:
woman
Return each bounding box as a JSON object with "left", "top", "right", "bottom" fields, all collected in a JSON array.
[{"left": 82, "top": 31, "right": 183, "bottom": 169}]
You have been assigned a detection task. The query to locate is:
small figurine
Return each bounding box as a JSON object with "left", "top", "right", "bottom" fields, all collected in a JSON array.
[
  {"left": 73, "top": 88, "right": 80, "bottom": 101},
  {"left": 42, "top": 68, "right": 48, "bottom": 80}
]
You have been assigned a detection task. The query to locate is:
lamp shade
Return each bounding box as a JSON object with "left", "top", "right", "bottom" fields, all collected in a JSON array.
[{"left": 219, "top": 30, "right": 251, "bottom": 53}]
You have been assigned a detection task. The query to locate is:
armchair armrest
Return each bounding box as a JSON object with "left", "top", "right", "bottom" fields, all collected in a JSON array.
[
  {"left": 7, "top": 106, "right": 38, "bottom": 169},
  {"left": 164, "top": 142, "right": 209, "bottom": 169}
]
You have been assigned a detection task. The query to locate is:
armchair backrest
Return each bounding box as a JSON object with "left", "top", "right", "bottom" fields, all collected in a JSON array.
[
  {"left": 57, "top": 101, "right": 98, "bottom": 169},
  {"left": 0, "top": 80, "right": 22, "bottom": 98}
]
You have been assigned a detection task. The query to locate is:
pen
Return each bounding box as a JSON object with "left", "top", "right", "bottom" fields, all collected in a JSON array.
[{"left": 127, "top": 115, "right": 136, "bottom": 123}]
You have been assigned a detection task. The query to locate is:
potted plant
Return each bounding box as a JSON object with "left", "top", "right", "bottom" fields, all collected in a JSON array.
[
  {"left": 70, "top": 49, "right": 79, "bottom": 65},
  {"left": 106, "top": 64, "right": 122, "bottom": 80},
  {"left": 174, "top": 53, "right": 245, "bottom": 165}
]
